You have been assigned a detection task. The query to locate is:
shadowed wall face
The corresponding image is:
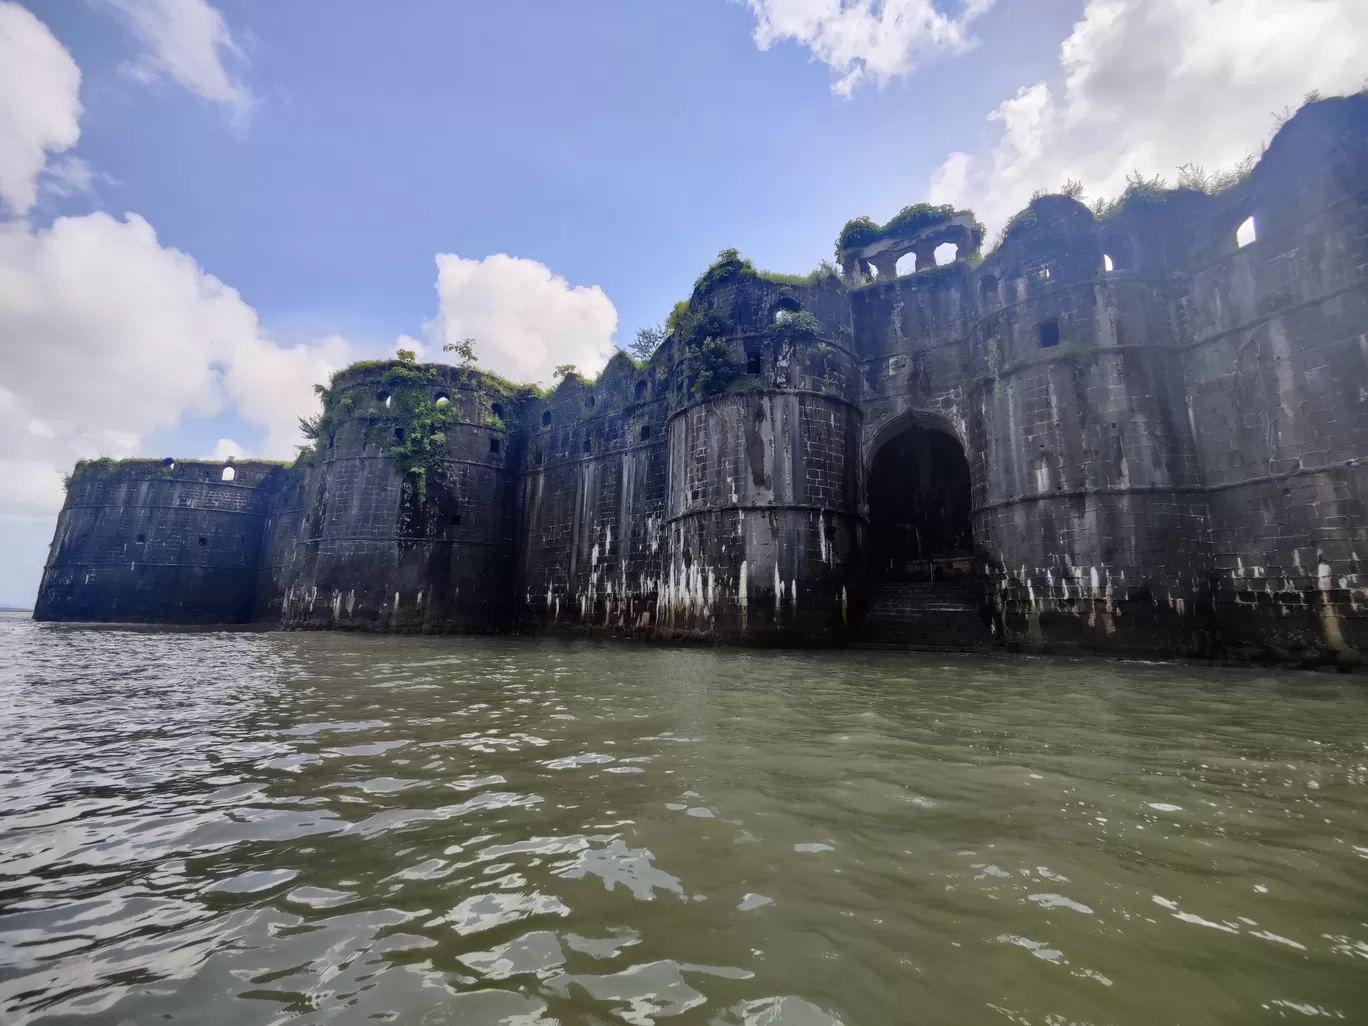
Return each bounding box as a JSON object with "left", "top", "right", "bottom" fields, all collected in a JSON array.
[{"left": 34, "top": 460, "right": 297, "bottom": 624}]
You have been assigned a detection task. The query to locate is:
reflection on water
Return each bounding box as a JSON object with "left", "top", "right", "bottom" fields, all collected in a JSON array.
[{"left": 0, "top": 611, "right": 1366, "bottom": 1024}]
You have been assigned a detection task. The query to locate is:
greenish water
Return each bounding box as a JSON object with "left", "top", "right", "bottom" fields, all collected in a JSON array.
[{"left": 1, "top": 613, "right": 1366, "bottom": 1025}]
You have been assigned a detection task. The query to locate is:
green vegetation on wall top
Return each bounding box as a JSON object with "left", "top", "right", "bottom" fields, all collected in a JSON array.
[{"left": 837, "top": 204, "right": 957, "bottom": 255}]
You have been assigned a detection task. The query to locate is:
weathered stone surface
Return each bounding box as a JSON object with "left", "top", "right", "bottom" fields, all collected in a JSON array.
[{"left": 34, "top": 95, "right": 1368, "bottom": 665}]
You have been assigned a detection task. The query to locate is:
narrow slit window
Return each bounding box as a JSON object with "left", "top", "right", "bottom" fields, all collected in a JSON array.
[
  {"left": 1103, "top": 253, "right": 1114, "bottom": 273},
  {"left": 542, "top": 411, "right": 553, "bottom": 427},
  {"left": 583, "top": 438, "right": 592, "bottom": 453}
]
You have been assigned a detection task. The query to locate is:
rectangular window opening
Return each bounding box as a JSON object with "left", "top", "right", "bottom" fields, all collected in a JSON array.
[
  {"left": 640, "top": 426, "right": 651, "bottom": 441},
  {"left": 451, "top": 513, "right": 462, "bottom": 526},
  {"left": 1039, "top": 319, "right": 1061, "bottom": 349},
  {"left": 198, "top": 536, "right": 208, "bottom": 546},
  {"left": 136, "top": 534, "right": 146, "bottom": 543},
  {"left": 394, "top": 427, "right": 405, "bottom": 442},
  {"left": 489, "top": 437, "right": 502, "bottom": 454}
]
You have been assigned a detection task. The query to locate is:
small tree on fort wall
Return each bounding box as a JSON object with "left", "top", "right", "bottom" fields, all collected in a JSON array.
[
  {"left": 442, "top": 337, "right": 478, "bottom": 367},
  {"left": 628, "top": 324, "right": 664, "bottom": 362}
]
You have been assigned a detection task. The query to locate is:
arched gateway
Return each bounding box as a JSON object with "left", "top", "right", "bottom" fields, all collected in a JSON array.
[{"left": 856, "top": 415, "right": 993, "bottom": 650}]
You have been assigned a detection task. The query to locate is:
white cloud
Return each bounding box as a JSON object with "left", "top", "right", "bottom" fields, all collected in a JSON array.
[
  {"left": 927, "top": 0, "right": 1368, "bottom": 233},
  {"left": 427, "top": 253, "right": 618, "bottom": 386},
  {"left": 104, "top": 0, "right": 252, "bottom": 121},
  {"left": 210, "top": 437, "right": 241, "bottom": 461},
  {"left": 746, "top": 0, "right": 994, "bottom": 96},
  {"left": 0, "top": 1, "right": 83, "bottom": 215},
  {"left": 0, "top": 212, "right": 353, "bottom": 517}
]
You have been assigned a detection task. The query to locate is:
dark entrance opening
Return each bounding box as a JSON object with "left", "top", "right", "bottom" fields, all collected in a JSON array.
[{"left": 867, "top": 424, "right": 974, "bottom": 581}]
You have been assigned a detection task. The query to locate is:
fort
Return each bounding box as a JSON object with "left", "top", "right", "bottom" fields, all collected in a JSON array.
[{"left": 34, "top": 95, "right": 1368, "bottom": 666}]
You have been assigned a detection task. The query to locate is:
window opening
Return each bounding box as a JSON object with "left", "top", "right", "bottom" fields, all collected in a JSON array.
[
  {"left": 934, "top": 242, "right": 957, "bottom": 266},
  {"left": 1236, "top": 215, "right": 1257, "bottom": 248},
  {"left": 161, "top": 458, "right": 175, "bottom": 469},
  {"left": 451, "top": 513, "right": 462, "bottom": 526},
  {"left": 197, "top": 537, "right": 208, "bottom": 546},
  {"left": 434, "top": 392, "right": 450, "bottom": 406},
  {"left": 1039, "top": 319, "right": 1061, "bottom": 348},
  {"left": 221, "top": 465, "right": 236, "bottom": 482},
  {"left": 394, "top": 427, "right": 405, "bottom": 442},
  {"left": 895, "top": 252, "right": 917, "bottom": 276},
  {"left": 634, "top": 380, "right": 647, "bottom": 401},
  {"left": 640, "top": 425, "right": 651, "bottom": 441},
  {"left": 489, "top": 437, "right": 502, "bottom": 454},
  {"left": 585, "top": 396, "right": 595, "bottom": 410},
  {"left": 136, "top": 534, "right": 145, "bottom": 543},
  {"left": 583, "top": 438, "right": 592, "bottom": 454},
  {"left": 491, "top": 402, "right": 504, "bottom": 420},
  {"left": 542, "top": 411, "right": 553, "bottom": 427},
  {"left": 376, "top": 390, "right": 392, "bottom": 409},
  {"left": 745, "top": 351, "right": 762, "bottom": 375},
  {"left": 1103, "top": 254, "right": 1114, "bottom": 273}
]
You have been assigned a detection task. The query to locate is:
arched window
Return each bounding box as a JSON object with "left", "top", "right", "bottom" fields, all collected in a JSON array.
[
  {"left": 585, "top": 395, "right": 596, "bottom": 410},
  {"left": 221, "top": 465, "right": 236, "bottom": 482},
  {"left": 773, "top": 296, "right": 801, "bottom": 324},
  {"left": 433, "top": 392, "right": 450, "bottom": 406},
  {"left": 634, "top": 380, "right": 647, "bottom": 401},
  {"left": 1102, "top": 235, "right": 1134, "bottom": 271},
  {"left": 979, "top": 274, "right": 999, "bottom": 299},
  {"left": 542, "top": 410, "right": 553, "bottom": 427},
  {"left": 1236, "top": 215, "right": 1257, "bottom": 248},
  {"left": 161, "top": 458, "right": 175, "bottom": 469},
  {"left": 491, "top": 402, "right": 504, "bottom": 420},
  {"left": 895, "top": 252, "right": 916, "bottom": 276}
]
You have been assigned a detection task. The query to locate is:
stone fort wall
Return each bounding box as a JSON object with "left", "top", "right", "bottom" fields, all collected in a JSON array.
[{"left": 33, "top": 95, "right": 1368, "bottom": 665}]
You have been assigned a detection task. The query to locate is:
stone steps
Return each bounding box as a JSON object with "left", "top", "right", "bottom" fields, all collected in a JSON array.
[{"left": 855, "top": 581, "right": 996, "bottom": 652}]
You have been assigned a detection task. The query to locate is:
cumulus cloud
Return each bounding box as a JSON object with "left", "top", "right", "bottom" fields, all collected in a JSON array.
[
  {"left": 927, "top": 0, "right": 1368, "bottom": 233},
  {"left": 746, "top": 0, "right": 994, "bottom": 95},
  {"left": 427, "top": 253, "right": 619, "bottom": 386},
  {"left": 0, "top": 212, "right": 353, "bottom": 518},
  {"left": 103, "top": 0, "right": 252, "bottom": 121},
  {"left": 0, "top": 0, "right": 83, "bottom": 215}
]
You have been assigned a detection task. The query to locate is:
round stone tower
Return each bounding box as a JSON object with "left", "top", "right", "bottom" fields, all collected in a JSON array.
[
  {"left": 659, "top": 258, "right": 862, "bottom": 644},
  {"left": 280, "top": 361, "right": 524, "bottom": 632}
]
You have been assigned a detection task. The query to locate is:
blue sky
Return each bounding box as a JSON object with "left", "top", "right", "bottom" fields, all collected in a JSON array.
[{"left": 2, "top": 0, "right": 1365, "bottom": 605}]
